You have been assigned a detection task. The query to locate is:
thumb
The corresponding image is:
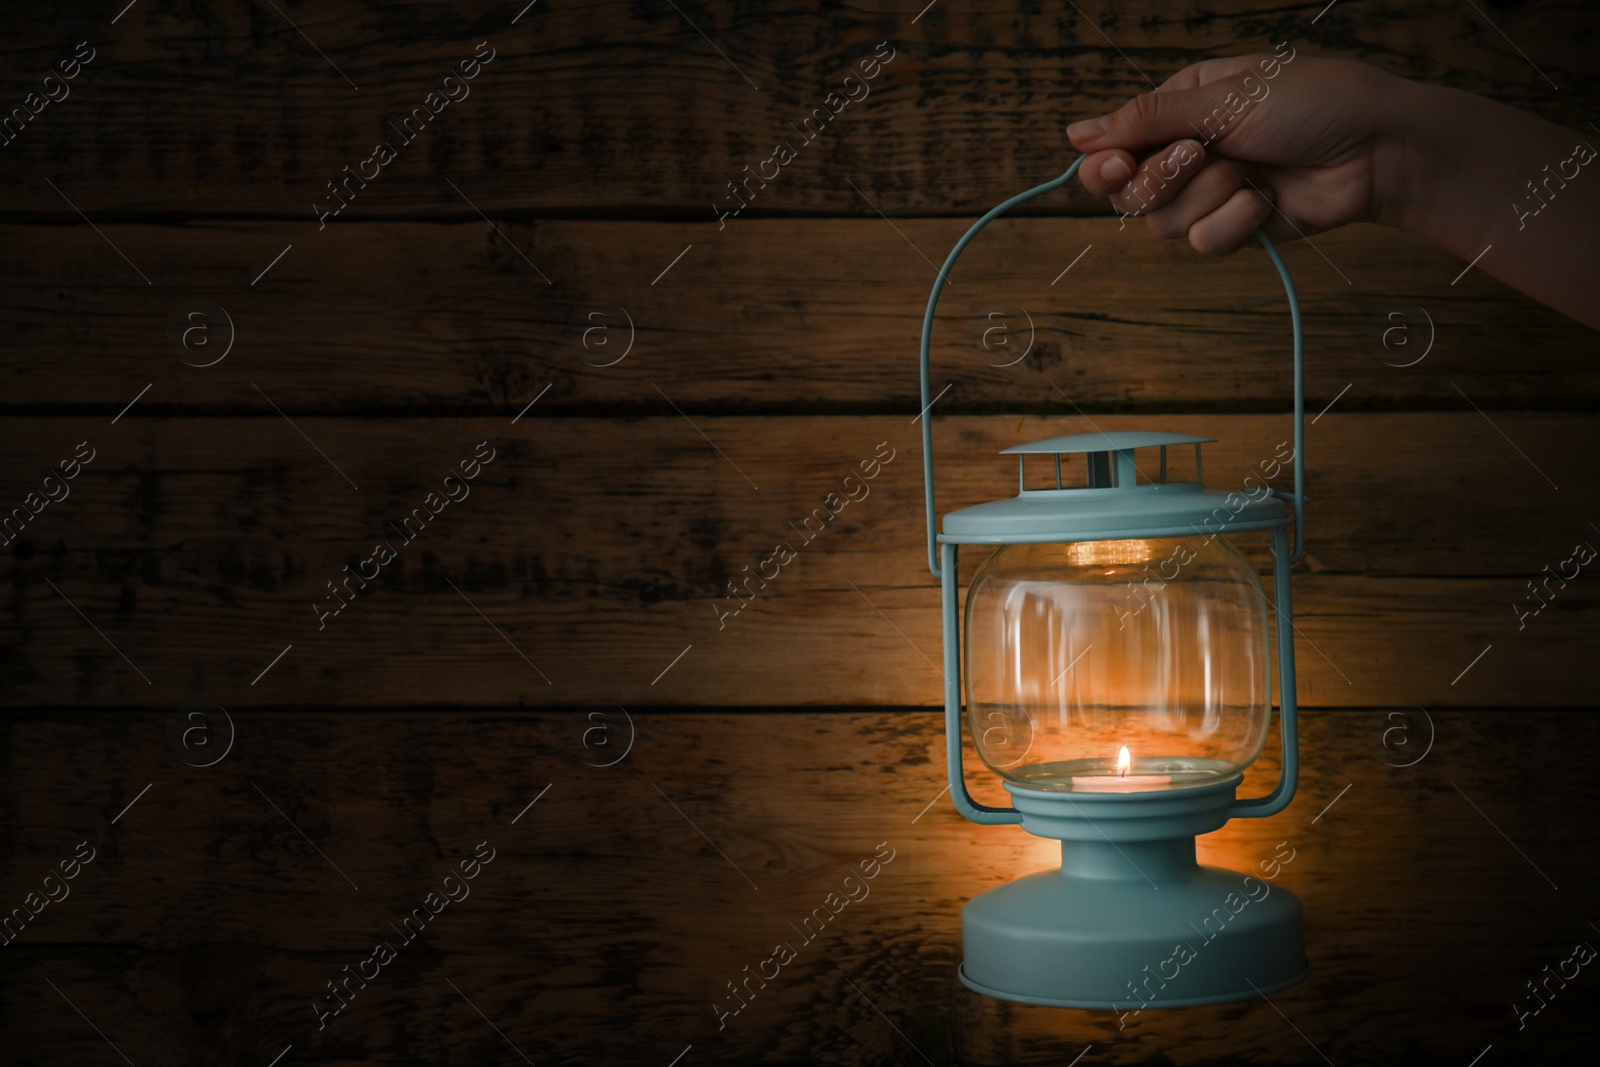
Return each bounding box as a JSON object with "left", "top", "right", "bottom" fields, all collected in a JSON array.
[{"left": 1068, "top": 80, "right": 1247, "bottom": 155}]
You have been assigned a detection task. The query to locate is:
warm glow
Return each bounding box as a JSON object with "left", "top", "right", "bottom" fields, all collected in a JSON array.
[
  {"left": 1063, "top": 539, "right": 1154, "bottom": 567},
  {"left": 1117, "top": 745, "right": 1131, "bottom": 777}
]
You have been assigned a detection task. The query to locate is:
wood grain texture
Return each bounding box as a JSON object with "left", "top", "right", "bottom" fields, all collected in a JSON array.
[
  {"left": 3, "top": 219, "right": 1594, "bottom": 414},
  {"left": 1, "top": 708, "right": 1596, "bottom": 1065},
  {"left": 3, "top": 2, "right": 1597, "bottom": 1064},
  {"left": 1, "top": 413, "right": 1594, "bottom": 708},
  {"left": 0, "top": 1, "right": 1594, "bottom": 216}
]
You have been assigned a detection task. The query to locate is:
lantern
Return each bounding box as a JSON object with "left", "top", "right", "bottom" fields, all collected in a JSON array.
[{"left": 919, "top": 156, "right": 1309, "bottom": 1008}]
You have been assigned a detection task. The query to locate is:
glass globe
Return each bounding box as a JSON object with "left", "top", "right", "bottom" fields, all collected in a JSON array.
[{"left": 964, "top": 534, "right": 1272, "bottom": 792}]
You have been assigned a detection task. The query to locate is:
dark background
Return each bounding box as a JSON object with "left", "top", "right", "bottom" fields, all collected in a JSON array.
[{"left": 2, "top": 1, "right": 1598, "bottom": 1064}]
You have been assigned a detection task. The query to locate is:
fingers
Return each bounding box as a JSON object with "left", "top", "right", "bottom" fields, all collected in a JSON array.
[
  {"left": 1188, "top": 186, "right": 1276, "bottom": 255},
  {"left": 1066, "top": 51, "right": 1290, "bottom": 154},
  {"left": 1074, "top": 135, "right": 1277, "bottom": 256},
  {"left": 1075, "top": 149, "right": 1138, "bottom": 196},
  {"left": 1142, "top": 159, "right": 1245, "bottom": 238},
  {"left": 1106, "top": 140, "right": 1206, "bottom": 217},
  {"left": 1063, "top": 51, "right": 1296, "bottom": 255},
  {"left": 1067, "top": 82, "right": 1225, "bottom": 155}
]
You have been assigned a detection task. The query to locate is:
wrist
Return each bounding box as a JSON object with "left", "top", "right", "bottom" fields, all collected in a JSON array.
[{"left": 1373, "top": 77, "right": 1487, "bottom": 247}]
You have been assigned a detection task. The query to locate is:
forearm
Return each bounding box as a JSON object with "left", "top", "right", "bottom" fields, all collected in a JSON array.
[{"left": 1383, "top": 77, "right": 1600, "bottom": 328}]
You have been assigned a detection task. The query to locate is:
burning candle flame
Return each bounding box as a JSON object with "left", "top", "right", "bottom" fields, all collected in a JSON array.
[{"left": 1117, "top": 745, "right": 1131, "bottom": 778}]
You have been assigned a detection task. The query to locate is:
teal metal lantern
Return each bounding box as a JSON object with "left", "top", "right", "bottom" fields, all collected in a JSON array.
[{"left": 919, "top": 156, "right": 1310, "bottom": 1009}]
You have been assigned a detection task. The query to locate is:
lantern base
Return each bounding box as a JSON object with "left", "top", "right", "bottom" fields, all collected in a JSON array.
[{"left": 960, "top": 832, "right": 1307, "bottom": 1010}]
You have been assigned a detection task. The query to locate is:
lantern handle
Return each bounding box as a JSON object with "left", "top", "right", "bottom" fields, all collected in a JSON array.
[{"left": 918, "top": 156, "right": 1307, "bottom": 579}]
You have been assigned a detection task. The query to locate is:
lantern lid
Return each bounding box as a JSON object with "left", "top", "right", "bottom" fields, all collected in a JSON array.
[
  {"left": 1000, "top": 430, "right": 1214, "bottom": 455},
  {"left": 940, "top": 429, "right": 1290, "bottom": 544}
]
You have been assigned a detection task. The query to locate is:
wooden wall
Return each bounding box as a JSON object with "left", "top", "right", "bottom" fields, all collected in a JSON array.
[{"left": 2, "top": 1, "right": 1598, "bottom": 1064}]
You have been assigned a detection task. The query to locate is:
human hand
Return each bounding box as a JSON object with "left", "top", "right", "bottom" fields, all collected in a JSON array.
[{"left": 1066, "top": 48, "right": 1411, "bottom": 254}]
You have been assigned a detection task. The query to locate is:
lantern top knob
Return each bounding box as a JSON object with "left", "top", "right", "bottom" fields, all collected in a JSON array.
[{"left": 1000, "top": 430, "right": 1214, "bottom": 455}]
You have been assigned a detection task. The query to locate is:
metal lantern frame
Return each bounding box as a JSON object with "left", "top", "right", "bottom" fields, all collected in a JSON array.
[{"left": 919, "top": 155, "right": 1311, "bottom": 1009}]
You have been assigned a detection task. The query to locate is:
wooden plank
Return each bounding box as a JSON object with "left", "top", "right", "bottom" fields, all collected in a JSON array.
[
  {"left": 0, "top": 2, "right": 1592, "bottom": 216},
  {"left": 1, "top": 708, "right": 1597, "bottom": 1064},
  {"left": 1, "top": 219, "right": 1594, "bottom": 413},
  {"left": 1, "top": 414, "right": 1594, "bottom": 708}
]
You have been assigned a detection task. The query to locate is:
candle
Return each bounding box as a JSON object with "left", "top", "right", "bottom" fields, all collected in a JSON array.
[
  {"left": 1069, "top": 774, "right": 1172, "bottom": 792},
  {"left": 1069, "top": 745, "right": 1172, "bottom": 791}
]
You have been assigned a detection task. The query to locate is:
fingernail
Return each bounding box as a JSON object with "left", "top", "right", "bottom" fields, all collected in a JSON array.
[
  {"left": 1067, "top": 116, "right": 1107, "bottom": 144},
  {"left": 1099, "top": 156, "right": 1131, "bottom": 184}
]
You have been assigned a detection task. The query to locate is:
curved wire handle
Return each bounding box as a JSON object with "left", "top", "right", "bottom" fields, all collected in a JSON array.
[{"left": 918, "top": 155, "right": 1307, "bottom": 578}]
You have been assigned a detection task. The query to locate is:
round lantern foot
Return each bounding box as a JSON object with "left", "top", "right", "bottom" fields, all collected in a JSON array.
[
  {"left": 958, "top": 957, "right": 1310, "bottom": 1010},
  {"left": 959, "top": 832, "right": 1308, "bottom": 1010}
]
